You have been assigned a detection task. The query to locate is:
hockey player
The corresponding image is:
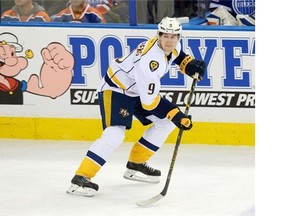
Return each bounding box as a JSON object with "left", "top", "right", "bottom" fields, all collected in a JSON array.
[{"left": 67, "top": 17, "right": 206, "bottom": 197}]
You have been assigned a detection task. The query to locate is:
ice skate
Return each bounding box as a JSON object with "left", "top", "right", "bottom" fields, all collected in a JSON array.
[
  {"left": 123, "top": 162, "right": 161, "bottom": 184},
  {"left": 66, "top": 175, "right": 99, "bottom": 197}
]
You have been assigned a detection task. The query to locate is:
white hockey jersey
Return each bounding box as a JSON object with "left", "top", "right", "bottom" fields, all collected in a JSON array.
[{"left": 98, "top": 36, "right": 182, "bottom": 111}]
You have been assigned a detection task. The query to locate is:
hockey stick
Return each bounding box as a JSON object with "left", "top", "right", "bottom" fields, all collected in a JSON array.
[{"left": 136, "top": 73, "right": 199, "bottom": 207}]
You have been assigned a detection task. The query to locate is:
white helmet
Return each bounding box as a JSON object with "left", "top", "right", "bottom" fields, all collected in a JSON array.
[{"left": 158, "top": 17, "right": 182, "bottom": 35}]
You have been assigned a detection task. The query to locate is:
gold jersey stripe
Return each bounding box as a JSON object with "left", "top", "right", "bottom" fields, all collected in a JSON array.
[
  {"left": 108, "top": 67, "right": 126, "bottom": 90},
  {"left": 172, "top": 49, "right": 178, "bottom": 57},
  {"left": 142, "top": 37, "right": 158, "bottom": 56},
  {"left": 167, "top": 108, "right": 179, "bottom": 120},
  {"left": 103, "top": 90, "right": 112, "bottom": 127},
  {"left": 141, "top": 94, "right": 161, "bottom": 111}
]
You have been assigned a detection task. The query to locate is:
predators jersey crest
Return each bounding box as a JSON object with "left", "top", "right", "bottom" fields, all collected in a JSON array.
[{"left": 149, "top": 61, "right": 159, "bottom": 72}]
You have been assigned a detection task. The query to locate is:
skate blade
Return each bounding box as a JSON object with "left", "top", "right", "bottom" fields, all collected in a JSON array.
[
  {"left": 123, "top": 169, "right": 160, "bottom": 184},
  {"left": 66, "top": 184, "right": 97, "bottom": 197}
]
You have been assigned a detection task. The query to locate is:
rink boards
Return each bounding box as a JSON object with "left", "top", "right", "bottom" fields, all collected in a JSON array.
[{"left": 0, "top": 23, "right": 255, "bottom": 145}]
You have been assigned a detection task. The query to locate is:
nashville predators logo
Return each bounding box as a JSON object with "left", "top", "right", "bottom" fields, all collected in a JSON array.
[
  {"left": 119, "top": 108, "right": 130, "bottom": 117},
  {"left": 149, "top": 61, "right": 159, "bottom": 72}
]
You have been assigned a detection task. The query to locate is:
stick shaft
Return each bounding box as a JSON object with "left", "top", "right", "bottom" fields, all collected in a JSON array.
[
  {"left": 160, "top": 73, "right": 199, "bottom": 196},
  {"left": 136, "top": 73, "right": 199, "bottom": 207}
]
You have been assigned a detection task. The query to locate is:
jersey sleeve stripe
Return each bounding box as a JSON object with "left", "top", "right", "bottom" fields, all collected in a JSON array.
[{"left": 107, "top": 67, "right": 126, "bottom": 90}]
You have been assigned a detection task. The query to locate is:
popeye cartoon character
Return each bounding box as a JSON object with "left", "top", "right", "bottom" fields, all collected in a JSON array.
[{"left": 0, "top": 32, "right": 74, "bottom": 104}]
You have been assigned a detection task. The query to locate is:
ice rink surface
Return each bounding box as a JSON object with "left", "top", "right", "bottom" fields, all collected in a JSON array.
[{"left": 0, "top": 139, "right": 254, "bottom": 216}]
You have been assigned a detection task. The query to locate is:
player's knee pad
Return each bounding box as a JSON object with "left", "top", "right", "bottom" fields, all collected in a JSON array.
[
  {"left": 89, "top": 126, "right": 125, "bottom": 158},
  {"left": 142, "top": 117, "right": 176, "bottom": 147},
  {"left": 101, "top": 125, "right": 125, "bottom": 147},
  {"left": 153, "top": 117, "right": 176, "bottom": 134}
]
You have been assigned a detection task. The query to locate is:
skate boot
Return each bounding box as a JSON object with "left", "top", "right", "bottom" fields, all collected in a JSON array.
[
  {"left": 66, "top": 175, "right": 99, "bottom": 197},
  {"left": 123, "top": 161, "right": 161, "bottom": 184}
]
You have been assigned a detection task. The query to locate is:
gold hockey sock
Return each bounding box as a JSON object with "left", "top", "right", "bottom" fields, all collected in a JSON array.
[
  {"left": 75, "top": 157, "right": 101, "bottom": 179},
  {"left": 128, "top": 142, "right": 154, "bottom": 163}
]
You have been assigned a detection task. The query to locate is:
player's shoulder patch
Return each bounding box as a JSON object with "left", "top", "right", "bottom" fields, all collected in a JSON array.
[{"left": 149, "top": 60, "right": 159, "bottom": 72}]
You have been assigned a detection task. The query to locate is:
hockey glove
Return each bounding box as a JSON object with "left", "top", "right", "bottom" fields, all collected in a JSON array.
[
  {"left": 185, "top": 59, "right": 206, "bottom": 80},
  {"left": 179, "top": 55, "right": 206, "bottom": 80},
  {"left": 167, "top": 108, "right": 192, "bottom": 130}
]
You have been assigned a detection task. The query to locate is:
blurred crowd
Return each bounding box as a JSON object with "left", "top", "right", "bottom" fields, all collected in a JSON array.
[{"left": 0, "top": 0, "right": 254, "bottom": 25}]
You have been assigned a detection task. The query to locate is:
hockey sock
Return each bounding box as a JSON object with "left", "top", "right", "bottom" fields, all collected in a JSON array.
[
  {"left": 128, "top": 140, "right": 157, "bottom": 163},
  {"left": 75, "top": 126, "right": 125, "bottom": 178},
  {"left": 75, "top": 156, "right": 101, "bottom": 179}
]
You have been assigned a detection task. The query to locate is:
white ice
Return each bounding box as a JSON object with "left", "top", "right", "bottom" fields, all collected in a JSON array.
[{"left": 0, "top": 139, "right": 254, "bottom": 216}]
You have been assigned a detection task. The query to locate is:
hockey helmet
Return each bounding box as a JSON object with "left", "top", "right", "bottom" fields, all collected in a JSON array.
[{"left": 158, "top": 17, "right": 182, "bottom": 35}]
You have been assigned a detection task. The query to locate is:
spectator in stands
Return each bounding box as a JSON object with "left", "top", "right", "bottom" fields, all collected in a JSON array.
[
  {"left": 42, "top": 0, "right": 68, "bottom": 18},
  {"left": 148, "top": 0, "right": 174, "bottom": 24},
  {"left": 173, "top": 0, "right": 198, "bottom": 18},
  {"left": 196, "top": 0, "right": 211, "bottom": 18},
  {"left": 85, "top": 0, "right": 122, "bottom": 23},
  {"left": 52, "top": 0, "right": 105, "bottom": 23},
  {"left": 1, "top": 0, "right": 51, "bottom": 22},
  {"left": 109, "top": 0, "right": 129, "bottom": 23},
  {"left": 114, "top": 0, "right": 151, "bottom": 24},
  {"left": 136, "top": 0, "right": 148, "bottom": 24},
  {"left": 86, "top": 0, "right": 116, "bottom": 8}
]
